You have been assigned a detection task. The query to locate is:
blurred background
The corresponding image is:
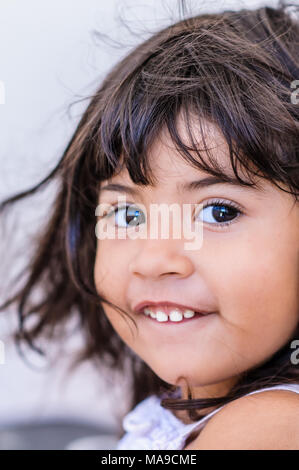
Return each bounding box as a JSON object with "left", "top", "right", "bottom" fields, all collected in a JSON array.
[{"left": 0, "top": 0, "right": 280, "bottom": 450}]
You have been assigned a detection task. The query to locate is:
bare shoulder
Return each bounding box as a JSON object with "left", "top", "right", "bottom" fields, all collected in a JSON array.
[{"left": 191, "top": 389, "right": 299, "bottom": 450}]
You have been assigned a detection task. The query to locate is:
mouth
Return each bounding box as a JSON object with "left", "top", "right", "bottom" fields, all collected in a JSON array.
[
  {"left": 144, "top": 310, "right": 216, "bottom": 326},
  {"left": 133, "top": 301, "right": 216, "bottom": 325}
]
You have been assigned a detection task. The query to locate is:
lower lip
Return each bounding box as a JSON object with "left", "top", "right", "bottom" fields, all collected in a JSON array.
[{"left": 141, "top": 311, "right": 217, "bottom": 326}]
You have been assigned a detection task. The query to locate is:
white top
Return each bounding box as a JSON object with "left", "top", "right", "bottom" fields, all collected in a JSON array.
[{"left": 115, "top": 383, "right": 299, "bottom": 450}]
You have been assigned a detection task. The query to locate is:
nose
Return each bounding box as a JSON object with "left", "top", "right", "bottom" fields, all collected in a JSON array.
[{"left": 128, "top": 239, "right": 194, "bottom": 280}]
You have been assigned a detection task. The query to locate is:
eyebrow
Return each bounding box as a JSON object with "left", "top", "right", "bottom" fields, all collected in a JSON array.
[{"left": 100, "top": 175, "right": 262, "bottom": 196}]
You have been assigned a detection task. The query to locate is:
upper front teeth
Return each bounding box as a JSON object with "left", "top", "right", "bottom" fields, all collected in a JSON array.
[{"left": 143, "top": 307, "right": 196, "bottom": 322}]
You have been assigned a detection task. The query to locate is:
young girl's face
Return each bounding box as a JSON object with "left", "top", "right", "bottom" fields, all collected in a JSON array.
[{"left": 94, "top": 117, "right": 299, "bottom": 398}]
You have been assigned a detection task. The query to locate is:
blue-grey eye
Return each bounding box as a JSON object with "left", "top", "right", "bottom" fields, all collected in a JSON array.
[{"left": 114, "top": 204, "right": 146, "bottom": 228}]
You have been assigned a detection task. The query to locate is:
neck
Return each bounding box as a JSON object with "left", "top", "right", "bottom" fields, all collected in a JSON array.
[
  {"left": 172, "top": 375, "right": 241, "bottom": 424},
  {"left": 180, "top": 376, "right": 240, "bottom": 401}
]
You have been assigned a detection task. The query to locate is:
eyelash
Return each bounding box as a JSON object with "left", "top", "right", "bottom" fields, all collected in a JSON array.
[
  {"left": 198, "top": 198, "right": 243, "bottom": 229},
  {"left": 103, "top": 199, "right": 244, "bottom": 229}
]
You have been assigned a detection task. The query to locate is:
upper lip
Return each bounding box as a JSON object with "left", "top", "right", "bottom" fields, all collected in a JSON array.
[{"left": 133, "top": 300, "right": 215, "bottom": 315}]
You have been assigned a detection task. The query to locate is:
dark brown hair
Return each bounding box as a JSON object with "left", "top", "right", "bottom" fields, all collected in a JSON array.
[{"left": 1, "top": 0, "right": 299, "bottom": 440}]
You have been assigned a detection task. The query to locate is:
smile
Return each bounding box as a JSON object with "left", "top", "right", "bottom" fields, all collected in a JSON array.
[{"left": 142, "top": 307, "right": 210, "bottom": 323}]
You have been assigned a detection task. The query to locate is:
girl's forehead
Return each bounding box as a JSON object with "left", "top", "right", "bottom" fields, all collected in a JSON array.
[
  {"left": 103, "top": 155, "right": 252, "bottom": 194},
  {"left": 99, "top": 115, "right": 291, "bottom": 201},
  {"left": 105, "top": 119, "right": 237, "bottom": 186}
]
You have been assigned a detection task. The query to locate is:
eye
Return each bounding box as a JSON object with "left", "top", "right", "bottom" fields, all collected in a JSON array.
[
  {"left": 196, "top": 199, "right": 243, "bottom": 228},
  {"left": 106, "top": 203, "right": 146, "bottom": 228}
]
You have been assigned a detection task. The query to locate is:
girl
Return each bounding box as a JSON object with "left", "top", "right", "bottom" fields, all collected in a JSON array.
[{"left": 1, "top": 0, "right": 299, "bottom": 450}]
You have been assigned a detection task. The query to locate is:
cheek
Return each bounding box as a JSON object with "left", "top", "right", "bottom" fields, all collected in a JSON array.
[
  {"left": 94, "top": 240, "right": 128, "bottom": 290},
  {"left": 206, "top": 228, "right": 298, "bottom": 344},
  {"left": 94, "top": 242, "right": 135, "bottom": 342}
]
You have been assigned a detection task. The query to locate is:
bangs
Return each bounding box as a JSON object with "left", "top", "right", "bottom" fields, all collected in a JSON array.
[
  {"left": 96, "top": 93, "right": 263, "bottom": 191},
  {"left": 93, "top": 12, "right": 299, "bottom": 199}
]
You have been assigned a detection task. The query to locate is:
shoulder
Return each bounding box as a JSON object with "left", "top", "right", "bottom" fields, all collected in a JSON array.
[{"left": 192, "top": 389, "right": 299, "bottom": 450}]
